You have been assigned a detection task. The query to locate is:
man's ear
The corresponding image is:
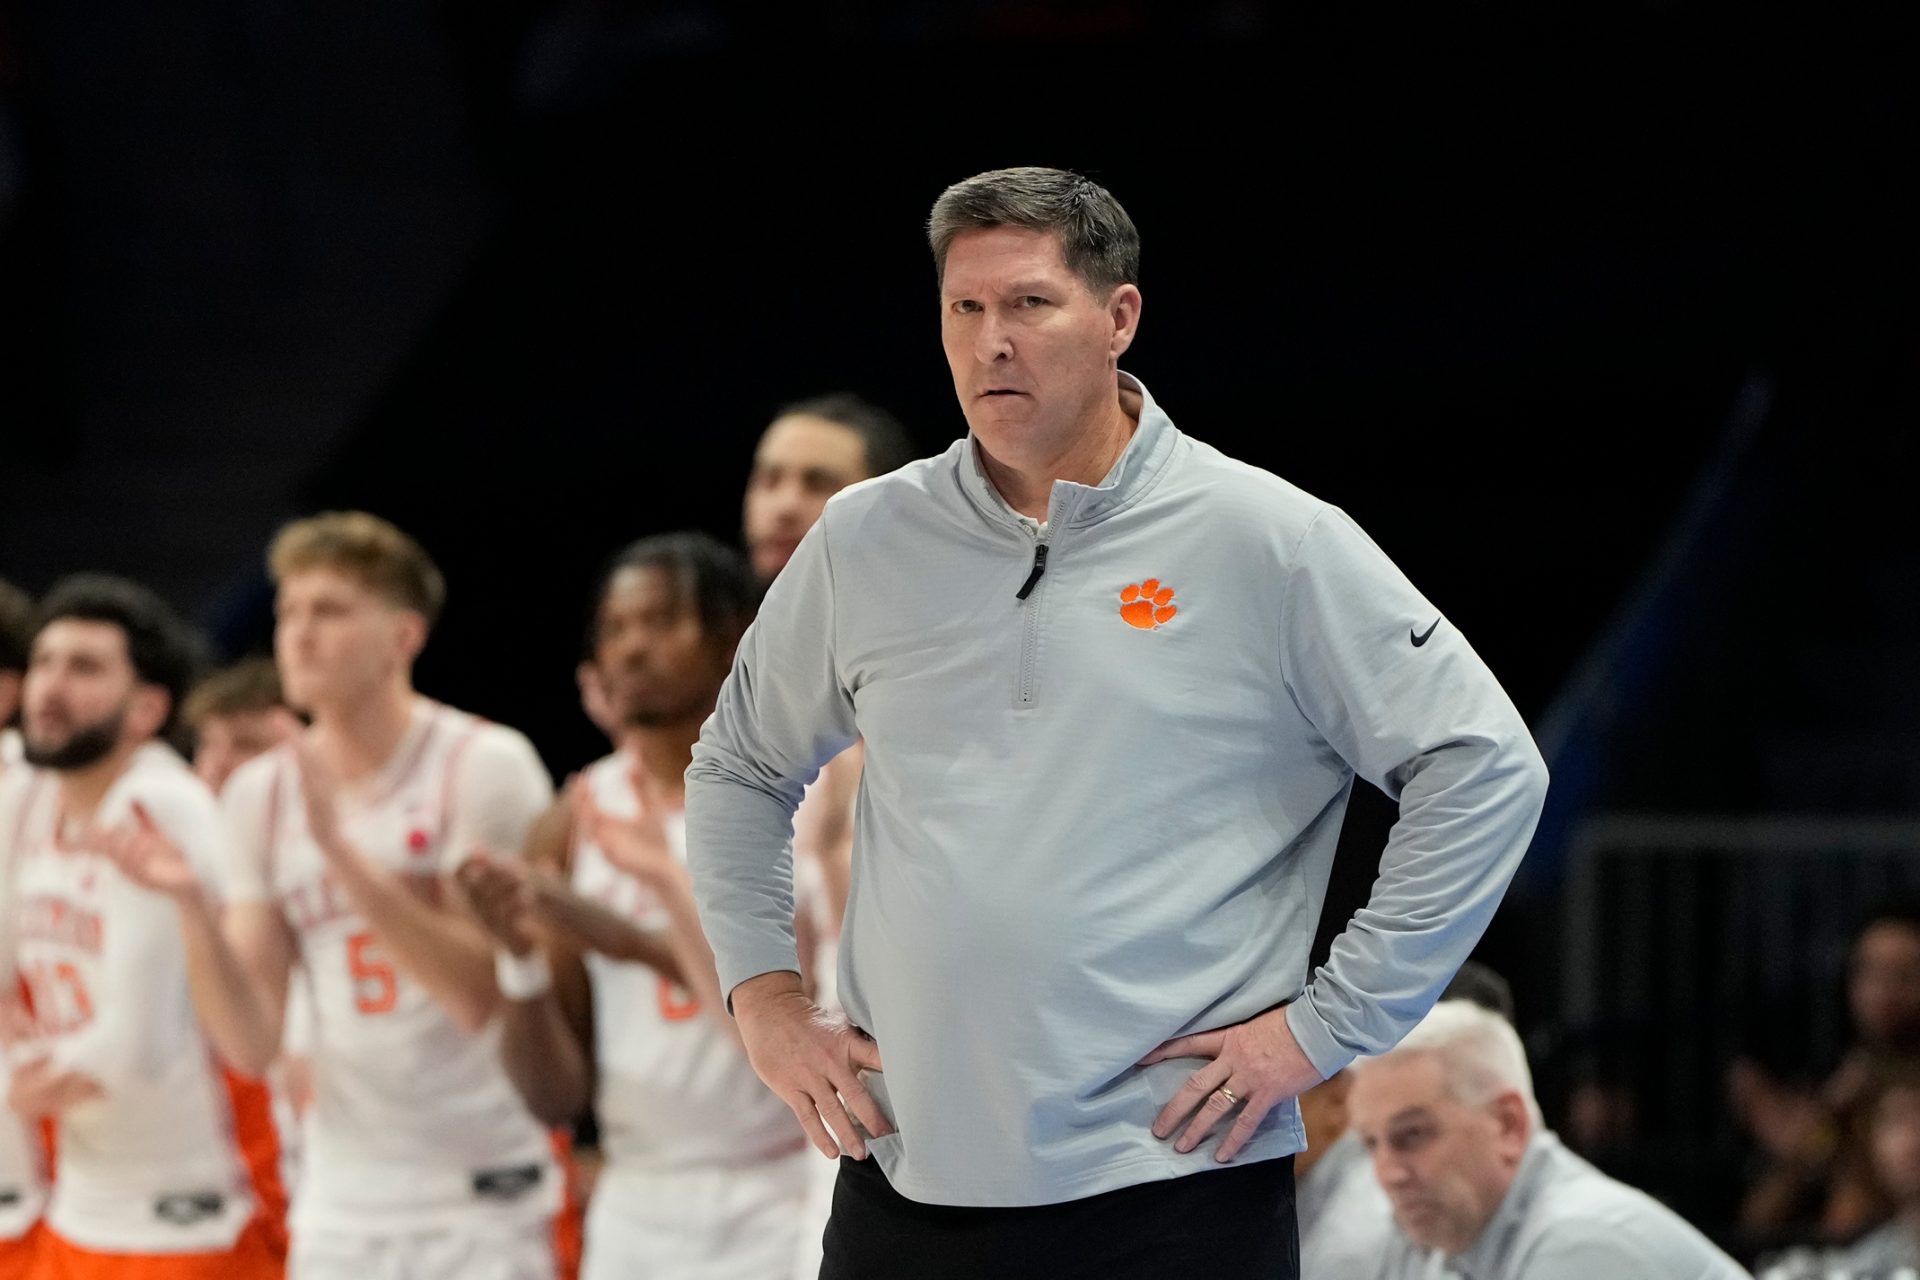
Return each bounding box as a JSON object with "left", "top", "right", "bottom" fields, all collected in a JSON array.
[
  {"left": 128, "top": 684, "right": 172, "bottom": 743},
  {"left": 1489, "top": 1089, "right": 1533, "bottom": 1160},
  {"left": 1108, "top": 283, "right": 1142, "bottom": 362},
  {"left": 394, "top": 610, "right": 429, "bottom": 664}
]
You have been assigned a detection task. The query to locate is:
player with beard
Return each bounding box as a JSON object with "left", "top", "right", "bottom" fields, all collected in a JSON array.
[
  {"left": 104, "top": 512, "right": 565, "bottom": 1280},
  {"left": 0, "top": 574, "right": 284, "bottom": 1278},
  {"left": 0, "top": 577, "right": 41, "bottom": 1278},
  {"left": 457, "top": 533, "right": 811, "bottom": 1280}
]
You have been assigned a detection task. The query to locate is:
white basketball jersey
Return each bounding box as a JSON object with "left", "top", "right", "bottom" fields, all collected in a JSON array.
[
  {"left": 222, "top": 700, "right": 559, "bottom": 1235},
  {"left": 571, "top": 752, "right": 804, "bottom": 1172},
  {"left": 0, "top": 769, "right": 47, "bottom": 1245},
  {"left": 2, "top": 745, "right": 265, "bottom": 1254},
  {"left": 0, "top": 1056, "right": 44, "bottom": 1243}
]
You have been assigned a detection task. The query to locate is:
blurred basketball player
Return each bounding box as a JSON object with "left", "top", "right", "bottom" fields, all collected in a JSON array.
[
  {"left": 2, "top": 575, "right": 284, "bottom": 1278},
  {"left": 107, "top": 513, "right": 566, "bottom": 1280},
  {"left": 181, "top": 658, "right": 313, "bottom": 1209},
  {"left": 460, "top": 533, "right": 810, "bottom": 1279},
  {"left": 0, "top": 577, "right": 41, "bottom": 1277},
  {"left": 183, "top": 658, "right": 302, "bottom": 795}
]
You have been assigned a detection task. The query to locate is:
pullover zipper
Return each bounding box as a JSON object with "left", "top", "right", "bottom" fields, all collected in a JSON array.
[
  {"left": 1015, "top": 530, "right": 1049, "bottom": 706},
  {"left": 1014, "top": 543, "right": 1049, "bottom": 600}
]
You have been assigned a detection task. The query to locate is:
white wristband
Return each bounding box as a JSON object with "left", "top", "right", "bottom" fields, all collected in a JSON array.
[{"left": 494, "top": 948, "right": 552, "bottom": 1001}]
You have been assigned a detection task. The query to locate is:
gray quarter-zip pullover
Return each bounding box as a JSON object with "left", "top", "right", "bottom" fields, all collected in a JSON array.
[{"left": 686, "top": 373, "right": 1549, "bottom": 1206}]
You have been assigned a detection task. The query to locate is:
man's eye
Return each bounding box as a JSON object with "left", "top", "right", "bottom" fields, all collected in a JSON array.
[
  {"left": 1019, "top": 296, "right": 1047, "bottom": 308},
  {"left": 953, "top": 300, "right": 981, "bottom": 314}
]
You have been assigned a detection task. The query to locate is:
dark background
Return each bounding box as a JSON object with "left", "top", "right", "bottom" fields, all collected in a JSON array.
[{"left": 2, "top": 1, "right": 1916, "bottom": 1255}]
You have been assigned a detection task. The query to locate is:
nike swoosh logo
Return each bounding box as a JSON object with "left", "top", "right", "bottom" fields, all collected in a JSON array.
[{"left": 1411, "top": 619, "right": 1440, "bottom": 647}]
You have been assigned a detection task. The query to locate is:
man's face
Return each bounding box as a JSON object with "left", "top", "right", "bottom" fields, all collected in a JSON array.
[
  {"left": 21, "top": 620, "right": 153, "bottom": 770},
  {"left": 939, "top": 226, "right": 1139, "bottom": 474},
  {"left": 1872, "top": 1085, "right": 1920, "bottom": 1208},
  {"left": 742, "top": 415, "right": 868, "bottom": 583},
  {"left": 1850, "top": 922, "right": 1920, "bottom": 1049},
  {"left": 194, "top": 707, "right": 301, "bottom": 794},
  {"left": 589, "top": 565, "right": 730, "bottom": 730},
  {"left": 1348, "top": 1052, "right": 1529, "bottom": 1256},
  {"left": 274, "top": 569, "right": 421, "bottom": 714}
]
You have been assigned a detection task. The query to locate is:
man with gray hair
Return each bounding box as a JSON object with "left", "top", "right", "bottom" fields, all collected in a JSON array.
[
  {"left": 686, "top": 166, "right": 1549, "bottom": 1274},
  {"left": 1349, "top": 1000, "right": 1749, "bottom": 1278}
]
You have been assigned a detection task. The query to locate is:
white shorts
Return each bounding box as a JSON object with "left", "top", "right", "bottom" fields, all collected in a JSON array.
[
  {"left": 291, "top": 1218, "right": 557, "bottom": 1280},
  {"left": 583, "top": 1154, "right": 808, "bottom": 1280}
]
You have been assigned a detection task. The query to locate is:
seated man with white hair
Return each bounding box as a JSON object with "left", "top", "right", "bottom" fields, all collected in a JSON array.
[{"left": 1348, "top": 1000, "right": 1749, "bottom": 1279}]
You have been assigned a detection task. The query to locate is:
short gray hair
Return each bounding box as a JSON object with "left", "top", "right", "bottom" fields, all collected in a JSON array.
[
  {"left": 1355, "top": 999, "right": 1544, "bottom": 1125},
  {"left": 927, "top": 167, "right": 1140, "bottom": 297}
]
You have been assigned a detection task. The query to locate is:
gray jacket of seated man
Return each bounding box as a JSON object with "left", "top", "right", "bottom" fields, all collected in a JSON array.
[
  {"left": 1299, "top": 1129, "right": 1396, "bottom": 1277},
  {"left": 1380, "top": 1131, "right": 1750, "bottom": 1280}
]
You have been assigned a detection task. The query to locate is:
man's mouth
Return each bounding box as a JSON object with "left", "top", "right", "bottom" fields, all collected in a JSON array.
[{"left": 980, "top": 388, "right": 1027, "bottom": 398}]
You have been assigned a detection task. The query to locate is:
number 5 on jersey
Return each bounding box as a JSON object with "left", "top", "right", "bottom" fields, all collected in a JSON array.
[{"left": 348, "top": 930, "right": 398, "bottom": 1014}]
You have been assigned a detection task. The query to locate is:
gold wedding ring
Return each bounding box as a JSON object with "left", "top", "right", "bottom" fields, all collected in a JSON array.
[{"left": 1213, "top": 1086, "right": 1238, "bottom": 1107}]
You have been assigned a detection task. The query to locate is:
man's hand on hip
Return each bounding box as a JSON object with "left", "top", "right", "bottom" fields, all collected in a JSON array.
[
  {"left": 1140, "top": 1004, "right": 1323, "bottom": 1163},
  {"left": 733, "top": 970, "right": 892, "bottom": 1161}
]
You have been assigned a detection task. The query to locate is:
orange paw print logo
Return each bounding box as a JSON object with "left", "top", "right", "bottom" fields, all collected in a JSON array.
[{"left": 1120, "top": 578, "right": 1178, "bottom": 629}]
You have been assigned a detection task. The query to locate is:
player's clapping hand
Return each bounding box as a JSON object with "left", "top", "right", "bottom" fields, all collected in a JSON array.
[
  {"left": 576, "top": 770, "right": 683, "bottom": 892},
  {"left": 454, "top": 852, "right": 542, "bottom": 956},
  {"left": 7, "top": 1056, "right": 105, "bottom": 1119},
  {"left": 93, "top": 800, "right": 203, "bottom": 899},
  {"left": 293, "top": 739, "right": 347, "bottom": 858},
  {"left": 1138, "top": 1004, "right": 1324, "bottom": 1163}
]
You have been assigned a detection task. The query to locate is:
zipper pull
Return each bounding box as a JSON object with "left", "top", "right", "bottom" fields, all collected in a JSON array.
[{"left": 1015, "top": 543, "right": 1050, "bottom": 600}]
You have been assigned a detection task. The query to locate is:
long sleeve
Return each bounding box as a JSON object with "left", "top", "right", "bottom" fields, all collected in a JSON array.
[
  {"left": 685, "top": 518, "right": 860, "bottom": 1007},
  {"left": 1278, "top": 507, "right": 1550, "bottom": 1078}
]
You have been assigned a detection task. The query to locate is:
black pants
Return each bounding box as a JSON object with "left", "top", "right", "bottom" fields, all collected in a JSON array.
[{"left": 817, "top": 1154, "right": 1298, "bottom": 1279}]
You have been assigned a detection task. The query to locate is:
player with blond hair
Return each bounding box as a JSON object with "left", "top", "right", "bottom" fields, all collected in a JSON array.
[{"left": 108, "top": 512, "right": 568, "bottom": 1280}]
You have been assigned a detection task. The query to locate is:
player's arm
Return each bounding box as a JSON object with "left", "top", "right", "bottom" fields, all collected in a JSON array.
[
  {"left": 518, "top": 792, "right": 687, "bottom": 981},
  {"left": 98, "top": 796, "right": 293, "bottom": 1078},
  {"left": 301, "top": 732, "right": 544, "bottom": 1032},
  {"left": 315, "top": 834, "right": 500, "bottom": 1032},
  {"left": 456, "top": 852, "right": 595, "bottom": 1125},
  {"left": 578, "top": 781, "right": 741, "bottom": 1046}
]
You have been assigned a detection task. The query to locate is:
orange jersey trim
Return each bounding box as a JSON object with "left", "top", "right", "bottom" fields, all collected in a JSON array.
[
  {"left": 0, "top": 1224, "right": 43, "bottom": 1280},
  {"left": 221, "top": 1068, "right": 289, "bottom": 1260},
  {"left": 36, "top": 1215, "right": 282, "bottom": 1280},
  {"left": 547, "top": 1128, "right": 583, "bottom": 1280}
]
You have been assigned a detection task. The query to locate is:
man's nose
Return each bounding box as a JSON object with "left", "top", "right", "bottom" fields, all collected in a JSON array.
[
  {"left": 975, "top": 314, "right": 1014, "bottom": 364},
  {"left": 614, "top": 631, "right": 652, "bottom": 665},
  {"left": 767, "top": 479, "right": 809, "bottom": 517}
]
